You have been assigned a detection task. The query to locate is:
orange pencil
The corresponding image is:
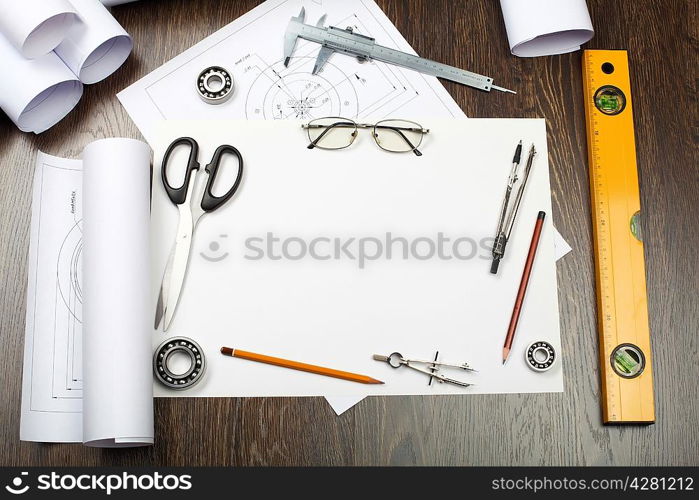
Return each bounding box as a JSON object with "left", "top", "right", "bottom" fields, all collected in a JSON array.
[{"left": 220, "top": 347, "right": 384, "bottom": 385}]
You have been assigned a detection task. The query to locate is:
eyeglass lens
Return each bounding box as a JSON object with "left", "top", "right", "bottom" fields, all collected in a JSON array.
[
  {"left": 373, "top": 119, "right": 425, "bottom": 153},
  {"left": 306, "top": 117, "right": 358, "bottom": 150}
]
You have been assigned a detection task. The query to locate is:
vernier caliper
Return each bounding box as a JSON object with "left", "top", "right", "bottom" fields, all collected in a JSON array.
[{"left": 283, "top": 8, "right": 515, "bottom": 94}]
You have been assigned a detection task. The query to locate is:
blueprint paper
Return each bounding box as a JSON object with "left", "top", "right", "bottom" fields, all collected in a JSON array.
[
  {"left": 117, "top": 0, "right": 466, "bottom": 144},
  {"left": 20, "top": 142, "right": 153, "bottom": 446},
  {"left": 150, "top": 119, "right": 563, "bottom": 399},
  {"left": 20, "top": 153, "right": 84, "bottom": 442}
]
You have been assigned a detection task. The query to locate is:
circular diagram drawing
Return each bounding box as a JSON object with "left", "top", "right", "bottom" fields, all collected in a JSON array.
[
  {"left": 57, "top": 220, "right": 83, "bottom": 323},
  {"left": 245, "top": 57, "right": 359, "bottom": 119}
]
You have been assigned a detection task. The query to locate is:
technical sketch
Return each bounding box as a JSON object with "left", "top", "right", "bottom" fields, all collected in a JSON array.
[
  {"left": 243, "top": 12, "right": 430, "bottom": 121},
  {"left": 245, "top": 57, "right": 358, "bottom": 119},
  {"left": 24, "top": 159, "right": 84, "bottom": 416},
  {"left": 56, "top": 221, "right": 83, "bottom": 323},
  {"left": 55, "top": 219, "right": 83, "bottom": 395},
  {"left": 118, "top": 0, "right": 465, "bottom": 144}
]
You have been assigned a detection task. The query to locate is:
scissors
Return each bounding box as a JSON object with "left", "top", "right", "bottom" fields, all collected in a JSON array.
[{"left": 155, "top": 137, "right": 244, "bottom": 331}]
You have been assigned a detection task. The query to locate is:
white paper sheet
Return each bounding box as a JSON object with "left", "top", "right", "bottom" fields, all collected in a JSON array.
[
  {"left": 499, "top": 0, "right": 594, "bottom": 57},
  {"left": 117, "top": 0, "right": 572, "bottom": 411},
  {"left": 0, "top": 0, "right": 77, "bottom": 58},
  {"left": 150, "top": 119, "right": 563, "bottom": 399},
  {"left": 56, "top": 0, "right": 133, "bottom": 84},
  {"left": 81, "top": 139, "right": 153, "bottom": 447},
  {"left": 20, "top": 142, "right": 153, "bottom": 446},
  {"left": 0, "top": 33, "right": 83, "bottom": 133},
  {"left": 117, "top": 0, "right": 466, "bottom": 144}
]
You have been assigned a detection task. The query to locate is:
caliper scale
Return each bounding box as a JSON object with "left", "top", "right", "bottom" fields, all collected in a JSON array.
[{"left": 283, "top": 8, "right": 515, "bottom": 94}]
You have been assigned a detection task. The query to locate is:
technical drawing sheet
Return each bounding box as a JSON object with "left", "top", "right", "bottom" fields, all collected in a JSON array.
[
  {"left": 117, "top": 0, "right": 466, "bottom": 144},
  {"left": 21, "top": 144, "right": 154, "bottom": 445},
  {"left": 21, "top": 153, "right": 84, "bottom": 442}
]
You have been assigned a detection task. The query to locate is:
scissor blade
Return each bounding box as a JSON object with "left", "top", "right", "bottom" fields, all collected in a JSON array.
[
  {"left": 154, "top": 241, "right": 178, "bottom": 329},
  {"left": 154, "top": 285, "right": 165, "bottom": 330},
  {"left": 163, "top": 206, "right": 195, "bottom": 331}
]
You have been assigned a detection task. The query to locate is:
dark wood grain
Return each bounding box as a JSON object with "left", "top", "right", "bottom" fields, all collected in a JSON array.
[{"left": 0, "top": 0, "right": 697, "bottom": 466}]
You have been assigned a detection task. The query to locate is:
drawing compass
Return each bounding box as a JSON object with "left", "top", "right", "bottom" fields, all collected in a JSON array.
[
  {"left": 373, "top": 352, "right": 476, "bottom": 388},
  {"left": 283, "top": 8, "right": 515, "bottom": 94},
  {"left": 491, "top": 142, "right": 536, "bottom": 274}
]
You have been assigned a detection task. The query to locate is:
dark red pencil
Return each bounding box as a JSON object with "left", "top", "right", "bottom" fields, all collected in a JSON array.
[{"left": 502, "top": 211, "right": 546, "bottom": 364}]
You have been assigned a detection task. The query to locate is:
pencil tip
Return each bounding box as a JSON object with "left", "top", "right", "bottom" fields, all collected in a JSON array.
[{"left": 502, "top": 347, "right": 510, "bottom": 365}]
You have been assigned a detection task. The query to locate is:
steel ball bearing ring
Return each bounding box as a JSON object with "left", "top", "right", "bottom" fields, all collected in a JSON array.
[
  {"left": 197, "top": 66, "right": 234, "bottom": 104},
  {"left": 153, "top": 337, "right": 206, "bottom": 389},
  {"left": 525, "top": 341, "right": 556, "bottom": 372}
]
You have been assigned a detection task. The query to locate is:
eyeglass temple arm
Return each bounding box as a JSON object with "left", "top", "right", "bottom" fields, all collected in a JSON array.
[
  {"left": 374, "top": 125, "right": 424, "bottom": 156},
  {"left": 305, "top": 121, "right": 356, "bottom": 149}
]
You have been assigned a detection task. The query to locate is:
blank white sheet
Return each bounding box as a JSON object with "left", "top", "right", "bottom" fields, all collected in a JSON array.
[{"left": 151, "top": 119, "right": 563, "bottom": 399}]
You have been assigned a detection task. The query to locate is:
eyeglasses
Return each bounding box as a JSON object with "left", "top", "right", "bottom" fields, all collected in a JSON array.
[{"left": 302, "top": 117, "right": 430, "bottom": 156}]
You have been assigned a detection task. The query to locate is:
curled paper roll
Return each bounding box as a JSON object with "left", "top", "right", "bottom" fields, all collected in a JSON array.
[
  {"left": 499, "top": 0, "right": 594, "bottom": 57},
  {"left": 56, "top": 0, "right": 133, "bottom": 84},
  {"left": 82, "top": 138, "right": 153, "bottom": 447},
  {"left": 100, "top": 0, "right": 140, "bottom": 5},
  {"left": 0, "top": 33, "right": 82, "bottom": 133},
  {"left": 0, "top": 0, "right": 77, "bottom": 58}
]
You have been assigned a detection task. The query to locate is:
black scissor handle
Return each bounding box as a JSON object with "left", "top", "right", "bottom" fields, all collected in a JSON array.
[
  {"left": 201, "top": 144, "right": 244, "bottom": 212},
  {"left": 161, "top": 137, "right": 200, "bottom": 205}
]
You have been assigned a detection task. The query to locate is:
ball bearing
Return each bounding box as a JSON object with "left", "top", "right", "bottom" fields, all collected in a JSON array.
[
  {"left": 196, "top": 66, "right": 234, "bottom": 105},
  {"left": 525, "top": 340, "right": 556, "bottom": 372},
  {"left": 153, "top": 337, "right": 206, "bottom": 389}
]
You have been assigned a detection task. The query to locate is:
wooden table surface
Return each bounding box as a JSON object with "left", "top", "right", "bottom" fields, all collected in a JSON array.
[{"left": 0, "top": 0, "right": 696, "bottom": 466}]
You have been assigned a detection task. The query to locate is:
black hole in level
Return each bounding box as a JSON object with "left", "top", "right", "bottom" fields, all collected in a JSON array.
[
  {"left": 602, "top": 62, "right": 614, "bottom": 74},
  {"left": 626, "top": 349, "right": 640, "bottom": 363}
]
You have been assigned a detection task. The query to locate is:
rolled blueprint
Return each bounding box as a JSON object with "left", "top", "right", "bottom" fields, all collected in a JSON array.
[
  {"left": 499, "top": 0, "right": 594, "bottom": 57},
  {"left": 82, "top": 138, "right": 153, "bottom": 447},
  {"left": 56, "top": 0, "right": 133, "bottom": 84},
  {"left": 0, "top": 33, "right": 83, "bottom": 133},
  {"left": 0, "top": 0, "right": 77, "bottom": 58}
]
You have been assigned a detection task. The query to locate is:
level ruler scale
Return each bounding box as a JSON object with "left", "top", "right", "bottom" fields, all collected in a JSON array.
[{"left": 582, "top": 50, "right": 654, "bottom": 424}]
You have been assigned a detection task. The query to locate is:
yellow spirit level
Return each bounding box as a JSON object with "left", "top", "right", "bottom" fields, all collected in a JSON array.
[{"left": 582, "top": 50, "right": 655, "bottom": 424}]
